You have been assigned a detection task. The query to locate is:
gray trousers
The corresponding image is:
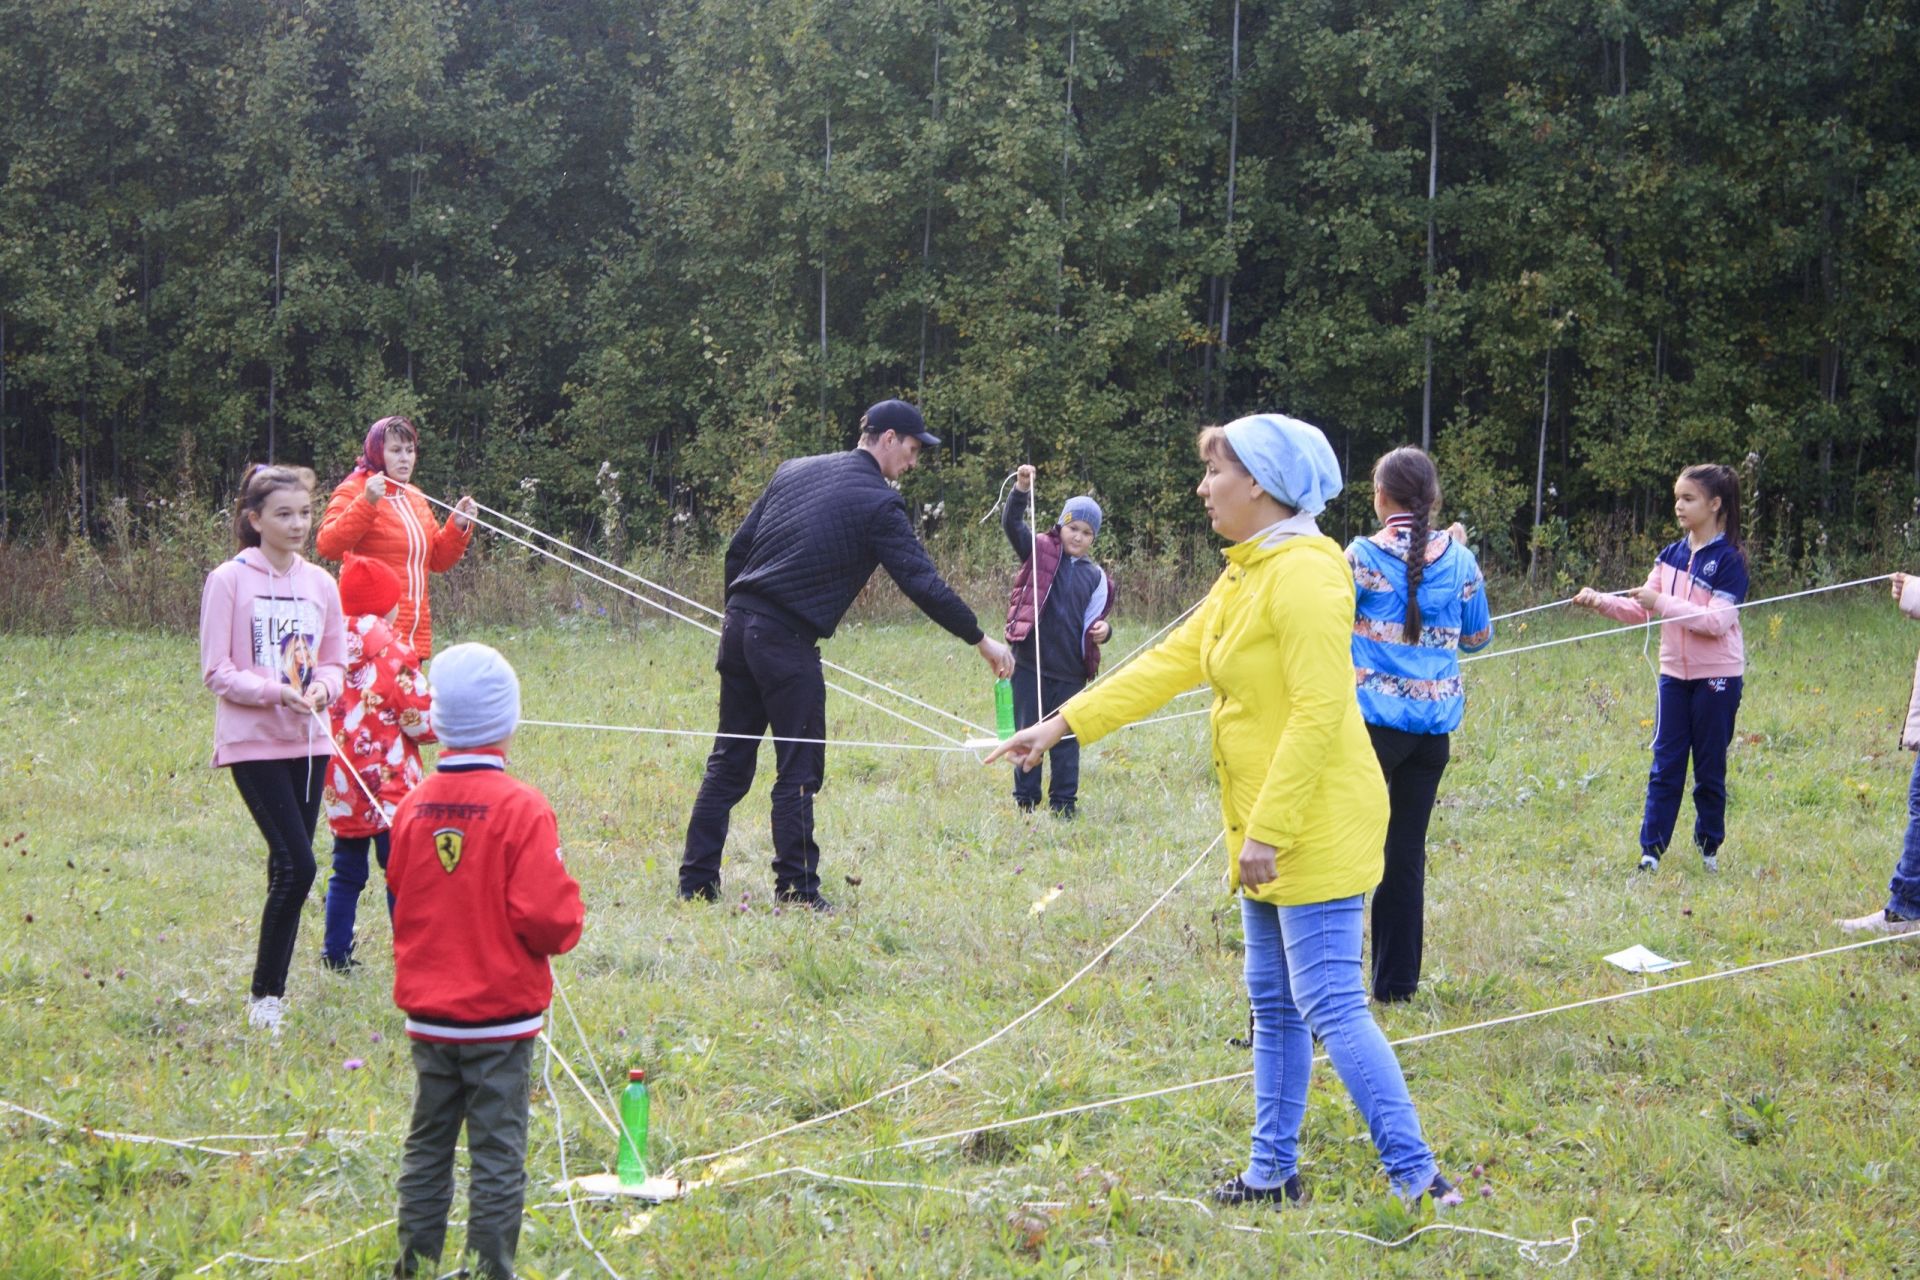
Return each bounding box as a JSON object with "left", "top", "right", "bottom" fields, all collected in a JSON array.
[{"left": 395, "top": 1036, "right": 534, "bottom": 1279}]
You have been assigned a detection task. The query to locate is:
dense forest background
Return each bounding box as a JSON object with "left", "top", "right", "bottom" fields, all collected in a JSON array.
[{"left": 2, "top": 0, "right": 1917, "bottom": 573}]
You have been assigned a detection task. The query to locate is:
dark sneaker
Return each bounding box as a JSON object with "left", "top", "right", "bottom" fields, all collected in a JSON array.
[
  {"left": 1396, "top": 1172, "right": 1465, "bottom": 1208},
  {"left": 1015, "top": 799, "right": 1038, "bottom": 814},
  {"left": 775, "top": 890, "right": 836, "bottom": 914},
  {"left": 320, "top": 953, "right": 361, "bottom": 974},
  {"left": 1209, "top": 1173, "right": 1302, "bottom": 1206},
  {"left": 1049, "top": 804, "right": 1077, "bottom": 820},
  {"left": 679, "top": 883, "right": 719, "bottom": 903}
]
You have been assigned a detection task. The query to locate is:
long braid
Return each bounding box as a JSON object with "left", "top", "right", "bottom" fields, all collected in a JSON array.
[
  {"left": 1402, "top": 504, "right": 1430, "bottom": 643},
  {"left": 1372, "top": 446, "right": 1444, "bottom": 647}
]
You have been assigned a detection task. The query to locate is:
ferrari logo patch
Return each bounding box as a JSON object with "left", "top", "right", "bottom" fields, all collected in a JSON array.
[{"left": 434, "top": 828, "right": 464, "bottom": 874}]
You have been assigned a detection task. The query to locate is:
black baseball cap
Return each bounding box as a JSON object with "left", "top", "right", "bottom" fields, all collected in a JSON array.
[{"left": 863, "top": 399, "right": 940, "bottom": 447}]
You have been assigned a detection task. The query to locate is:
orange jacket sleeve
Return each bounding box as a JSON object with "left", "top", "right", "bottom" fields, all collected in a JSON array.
[{"left": 316, "top": 474, "right": 378, "bottom": 562}]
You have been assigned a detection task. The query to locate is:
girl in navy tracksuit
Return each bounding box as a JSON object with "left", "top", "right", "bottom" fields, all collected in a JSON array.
[
  {"left": 1575, "top": 464, "right": 1748, "bottom": 873},
  {"left": 1003, "top": 465, "right": 1114, "bottom": 817}
]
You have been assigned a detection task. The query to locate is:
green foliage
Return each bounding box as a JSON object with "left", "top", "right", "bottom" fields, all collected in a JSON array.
[{"left": 3, "top": 0, "right": 1919, "bottom": 570}]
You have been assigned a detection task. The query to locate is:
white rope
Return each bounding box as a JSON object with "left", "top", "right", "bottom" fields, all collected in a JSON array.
[
  {"left": 1, "top": 1099, "right": 310, "bottom": 1159},
  {"left": 706, "top": 1167, "right": 1587, "bottom": 1266},
  {"left": 712, "top": 1164, "right": 981, "bottom": 1200},
  {"left": 668, "top": 833, "right": 1223, "bottom": 1176},
  {"left": 1226, "top": 1209, "right": 1594, "bottom": 1268},
  {"left": 308, "top": 706, "right": 391, "bottom": 828},
  {"left": 404, "top": 488, "right": 970, "bottom": 747},
  {"left": 1488, "top": 589, "right": 1631, "bottom": 624},
  {"left": 1030, "top": 474, "right": 1045, "bottom": 723},
  {"left": 423, "top": 485, "right": 991, "bottom": 739},
  {"left": 194, "top": 1215, "right": 398, "bottom": 1273},
  {"left": 1462, "top": 574, "right": 1892, "bottom": 665},
  {"left": 543, "top": 1032, "right": 631, "bottom": 1280},
  {"left": 518, "top": 717, "right": 974, "bottom": 754},
  {"left": 539, "top": 1031, "right": 622, "bottom": 1141},
  {"left": 790, "top": 926, "right": 1920, "bottom": 1167}
]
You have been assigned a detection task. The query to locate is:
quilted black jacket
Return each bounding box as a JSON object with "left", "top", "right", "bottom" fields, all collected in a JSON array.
[{"left": 723, "top": 449, "right": 984, "bottom": 644}]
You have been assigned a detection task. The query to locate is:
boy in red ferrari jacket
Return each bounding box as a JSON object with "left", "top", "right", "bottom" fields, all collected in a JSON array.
[{"left": 388, "top": 642, "right": 583, "bottom": 1280}]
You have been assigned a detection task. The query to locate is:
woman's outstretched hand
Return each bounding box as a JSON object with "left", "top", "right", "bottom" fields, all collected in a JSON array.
[{"left": 983, "top": 714, "right": 1069, "bottom": 770}]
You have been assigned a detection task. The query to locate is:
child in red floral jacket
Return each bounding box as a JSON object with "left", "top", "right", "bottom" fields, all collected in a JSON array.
[{"left": 320, "top": 556, "right": 435, "bottom": 971}]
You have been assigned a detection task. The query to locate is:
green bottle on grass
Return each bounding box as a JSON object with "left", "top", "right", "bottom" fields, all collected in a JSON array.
[
  {"left": 994, "top": 677, "right": 1015, "bottom": 740},
  {"left": 616, "top": 1068, "right": 650, "bottom": 1187}
]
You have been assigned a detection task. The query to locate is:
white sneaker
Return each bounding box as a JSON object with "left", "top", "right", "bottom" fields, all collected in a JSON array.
[
  {"left": 1836, "top": 909, "right": 1920, "bottom": 936},
  {"left": 247, "top": 995, "right": 286, "bottom": 1034}
]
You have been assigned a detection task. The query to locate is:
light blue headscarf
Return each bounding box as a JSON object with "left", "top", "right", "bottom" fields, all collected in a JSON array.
[{"left": 1221, "top": 414, "right": 1343, "bottom": 516}]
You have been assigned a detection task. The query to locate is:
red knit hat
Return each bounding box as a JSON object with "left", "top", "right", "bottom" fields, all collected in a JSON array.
[{"left": 339, "top": 556, "right": 402, "bottom": 618}]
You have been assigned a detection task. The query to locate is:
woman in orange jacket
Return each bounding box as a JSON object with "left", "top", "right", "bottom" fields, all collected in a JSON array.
[{"left": 316, "top": 416, "right": 477, "bottom": 658}]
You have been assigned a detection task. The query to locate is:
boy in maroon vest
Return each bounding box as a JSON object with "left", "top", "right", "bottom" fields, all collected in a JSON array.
[{"left": 1002, "top": 465, "right": 1115, "bottom": 817}]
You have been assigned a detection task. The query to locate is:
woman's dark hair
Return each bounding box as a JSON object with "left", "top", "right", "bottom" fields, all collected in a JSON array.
[
  {"left": 233, "top": 464, "right": 317, "bottom": 549},
  {"left": 1373, "top": 446, "right": 1442, "bottom": 642},
  {"left": 1680, "top": 463, "right": 1742, "bottom": 550},
  {"left": 1196, "top": 425, "right": 1246, "bottom": 472}
]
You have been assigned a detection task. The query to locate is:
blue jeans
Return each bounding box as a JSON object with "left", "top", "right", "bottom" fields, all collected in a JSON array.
[
  {"left": 1641, "top": 674, "right": 1742, "bottom": 854},
  {"left": 321, "top": 832, "right": 391, "bottom": 963},
  {"left": 1888, "top": 753, "right": 1920, "bottom": 919},
  {"left": 1240, "top": 894, "right": 1439, "bottom": 1197}
]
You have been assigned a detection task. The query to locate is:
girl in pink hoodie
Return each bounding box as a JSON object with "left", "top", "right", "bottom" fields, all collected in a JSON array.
[
  {"left": 1573, "top": 464, "right": 1748, "bottom": 874},
  {"left": 199, "top": 465, "right": 348, "bottom": 1034}
]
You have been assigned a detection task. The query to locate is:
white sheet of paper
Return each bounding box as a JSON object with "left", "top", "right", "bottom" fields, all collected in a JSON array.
[{"left": 1604, "top": 944, "right": 1687, "bottom": 974}]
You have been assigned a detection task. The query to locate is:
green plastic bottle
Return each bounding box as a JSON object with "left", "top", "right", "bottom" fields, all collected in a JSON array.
[
  {"left": 616, "top": 1068, "right": 650, "bottom": 1187},
  {"left": 994, "top": 677, "right": 1016, "bottom": 740}
]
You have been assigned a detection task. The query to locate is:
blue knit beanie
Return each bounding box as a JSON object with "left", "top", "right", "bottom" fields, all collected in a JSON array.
[{"left": 1059, "top": 496, "right": 1103, "bottom": 537}]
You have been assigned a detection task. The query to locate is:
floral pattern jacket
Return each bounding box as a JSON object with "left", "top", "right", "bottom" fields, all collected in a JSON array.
[{"left": 323, "top": 614, "right": 435, "bottom": 837}]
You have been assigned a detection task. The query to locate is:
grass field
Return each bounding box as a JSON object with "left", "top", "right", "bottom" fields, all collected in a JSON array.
[{"left": 4, "top": 584, "right": 1920, "bottom": 1278}]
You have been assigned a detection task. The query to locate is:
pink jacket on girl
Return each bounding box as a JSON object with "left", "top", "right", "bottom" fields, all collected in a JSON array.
[
  {"left": 199, "top": 547, "right": 348, "bottom": 767},
  {"left": 1586, "top": 533, "right": 1747, "bottom": 681},
  {"left": 1898, "top": 577, "right": 1920, "bottom": 751}
]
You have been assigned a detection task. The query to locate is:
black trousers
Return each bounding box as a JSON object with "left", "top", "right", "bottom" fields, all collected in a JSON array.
[
  {"left": 229, "top": 756, "right": 327, "bottom": 999},
  {"left": 680, "top": 608, "right": 826, "bottom": 899},
  {"left": 1011, "top": 664, "right": 1086, "bottom": 810},
  {"left": 1364, "top": 724, "right": 1451, "bottom": 1002}
]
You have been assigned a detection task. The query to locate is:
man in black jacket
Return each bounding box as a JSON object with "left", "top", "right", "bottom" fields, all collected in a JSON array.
[{"left": 679, "top": 400, "right": 1015, "bottom": 910}]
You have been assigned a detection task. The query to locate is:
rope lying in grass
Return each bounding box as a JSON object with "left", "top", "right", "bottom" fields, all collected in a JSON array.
[
  {"left": 747, "top": 926, "right": 1920, "bottom": 1168},
  {"left": 0, "top": 1099, "right": 317, "bottom": 1158},
  {"left": 542, "top": 1032, "right": 630, "bottom": 1280},
  {"left": 664, "top": 833, "right": 1225, "bottom": 1179},
  {"left": 1181, "top": 1201, "right": 1594, "bottom": 1268},
  {"left": 417, "top": 486, "right": 993, "bottom": 740}
]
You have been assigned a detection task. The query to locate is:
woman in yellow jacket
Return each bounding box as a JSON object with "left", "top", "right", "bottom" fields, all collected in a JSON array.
[{"left": 991, "top": 415, "right": 1461, "bottom": 1209}]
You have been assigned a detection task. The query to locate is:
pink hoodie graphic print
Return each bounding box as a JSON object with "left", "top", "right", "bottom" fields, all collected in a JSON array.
[{"left": 200, "top": 547, "right": 349, "bottom": 767}]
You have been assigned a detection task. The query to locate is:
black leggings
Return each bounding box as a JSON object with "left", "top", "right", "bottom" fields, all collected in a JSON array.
[
  {"left": 230, "top": 757, "right": 327, "bottom": 999},
  {"left": 1365, "top": 724, "right": 1451, "bottom": 1002}
]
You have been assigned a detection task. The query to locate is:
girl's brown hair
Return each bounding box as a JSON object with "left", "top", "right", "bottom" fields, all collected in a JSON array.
[
  {"left": 1680, "top": 463, "right": 1742, "bottom": 550},
  {"left": 1373, "top": 446, "right": 1443, "bottom": 641},
  {"left": 233, "top": 464, "right": 318, "bottom": 549}
]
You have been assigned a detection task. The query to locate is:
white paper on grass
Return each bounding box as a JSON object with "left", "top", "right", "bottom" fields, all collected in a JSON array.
[{"left": 1603, "top": 944, "right": 1687, "bottom": 974}]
